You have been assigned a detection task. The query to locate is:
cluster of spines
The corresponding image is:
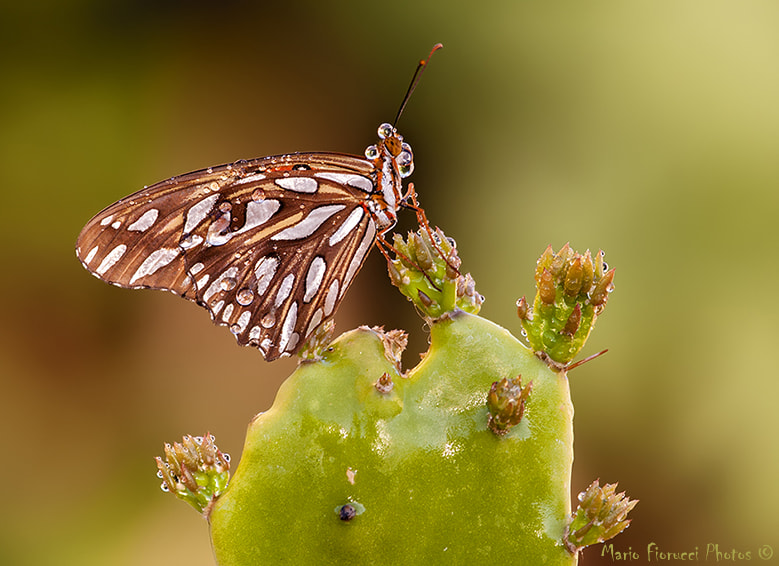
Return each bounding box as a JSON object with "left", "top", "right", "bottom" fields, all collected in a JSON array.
[
  {"left": 155, "top": 434, "right": 230, "bottom": 516},
  {"left": 517, "top": 244, "right": 615, "bottom": 367},
  {"left": 387, "top": 227, "right": 482, "bottom": 318},
  {"left": 565, "top": 480, "right": 638, "bottom": 554},
  {"left": 486, "top": 376, "right": 532, "bottom": 436}
]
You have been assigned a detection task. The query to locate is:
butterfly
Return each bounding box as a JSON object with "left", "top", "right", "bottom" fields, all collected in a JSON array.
[{"left": 75, "top": 45, "right": 442, "bottom": 361}]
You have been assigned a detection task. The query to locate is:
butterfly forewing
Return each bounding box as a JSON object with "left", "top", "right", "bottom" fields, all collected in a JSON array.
[{"left": 76, "top": 152, "right": 382, "bottom": 360}]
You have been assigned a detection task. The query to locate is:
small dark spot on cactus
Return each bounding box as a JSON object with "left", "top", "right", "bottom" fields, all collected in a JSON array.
[
  {"left": 375, "top": 372, "right": 395, "bottom": 394},
  {"left": 338, "top": 504, "right": 357, "bottom": 521}
]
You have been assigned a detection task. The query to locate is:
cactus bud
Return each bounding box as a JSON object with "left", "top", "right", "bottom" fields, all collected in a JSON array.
[
  {"left": 155, "top": 434, "right": 230, "bottom": 516},
  {"left": 486, "top": 376, "right": 533, "bottom": 436},
  {"left": 519, "top": 245, "right": 616, "bottom": 367},
  {"left": 387, "top": 227, "right": 481, "bottom": 318},
  {"left": 565, "top": 480, "right": 638, "bottom": 554},
  {"left": 375, "top": 372, "right": 395, "bottom": 394}
]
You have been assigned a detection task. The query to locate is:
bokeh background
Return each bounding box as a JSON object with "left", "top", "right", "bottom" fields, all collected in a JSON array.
[{"left": 2, "top": 1, "right": 778, "bottom": 564}]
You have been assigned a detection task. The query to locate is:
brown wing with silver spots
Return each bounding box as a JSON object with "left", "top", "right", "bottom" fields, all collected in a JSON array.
[{"left": 76, "top": 153, "right": 381, "bottom": 360}]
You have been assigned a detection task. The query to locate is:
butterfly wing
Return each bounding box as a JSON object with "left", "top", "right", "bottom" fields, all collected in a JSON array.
[{"left": 76, "top": 153, "right": 380, "bottom": 360}]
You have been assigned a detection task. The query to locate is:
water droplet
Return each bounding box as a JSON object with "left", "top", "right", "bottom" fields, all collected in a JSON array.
[
  {"left": 206, "top": 167, "right": 213, "bottom": 174},
  {"left": 230, "top": 323, "right": 242, "bottom": 335},
  {"left": 261, "top": 313, "right": 275, "bottom": 328},
  {"left": 160, "top": 483, "right": 170, "bottom": 492},
  {"left": 220, "top": 277, "right": 237, "bottom": 291},
  {"left": 223, "top": 453, "right": 231, "bottom": 462},
  {"left": 236, "top": 288, "right": 254, "bottom": 305},
  {"left": 251, "top": 188, "right": 266, "bottom": 201},
  {"left": 219, "top": 201, "right": 232, "bottom": 213},
  {"left": 156, "top": 470, "right": 164, "bottom": 479},
  {"left": 364, "top": 144, "right": 379, "bottom": 159}
]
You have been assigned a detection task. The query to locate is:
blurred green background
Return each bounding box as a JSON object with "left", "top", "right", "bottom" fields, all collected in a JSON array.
[{"left": 2, "top": 1, "right": 778, "bottom": 564}]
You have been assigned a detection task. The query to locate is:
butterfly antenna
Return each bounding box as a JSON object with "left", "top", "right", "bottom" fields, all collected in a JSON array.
[{"left": 393, "top": 43, "right": 443, "bottom": 127}]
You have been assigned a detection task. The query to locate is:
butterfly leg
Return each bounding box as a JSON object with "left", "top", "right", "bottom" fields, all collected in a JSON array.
[
  {"left": 399, "top": 184, "right": 461, "bottom": 276},
  {"left": 374, "top": 226, "right": 444, "bottom": 292}
]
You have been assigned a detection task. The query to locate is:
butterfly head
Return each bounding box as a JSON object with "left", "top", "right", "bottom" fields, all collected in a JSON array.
[{"left": 365, "top": 123, "right": 415, "bottom": 179}]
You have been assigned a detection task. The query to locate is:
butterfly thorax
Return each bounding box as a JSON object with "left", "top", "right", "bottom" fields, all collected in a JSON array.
[{"left": 364, "top": 123, "right": 414, "bottom": 231}]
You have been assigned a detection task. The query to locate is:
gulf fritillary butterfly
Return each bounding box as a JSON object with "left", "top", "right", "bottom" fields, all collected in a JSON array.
[{"left": 76, "top": 45, "right": 443, "bottom": 360}]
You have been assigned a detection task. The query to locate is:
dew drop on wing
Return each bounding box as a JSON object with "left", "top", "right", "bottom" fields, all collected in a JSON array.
[
  {"left": 251, "top": 188, "right": 266, "bottom": 202},
  {"left": 261, "top": 313, "right": 275, "bottom": 328},
  {"left": 236, "top": 288, "right": 254, "bottom": 305},
  {"left": 160, "top": 483, "right": 170, "bottom": 492},
  {"left": 229, "top": 323, "right": 241, "bottom": 335}
]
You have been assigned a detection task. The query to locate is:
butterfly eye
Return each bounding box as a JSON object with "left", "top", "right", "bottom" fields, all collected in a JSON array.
[
  {"left": 377, "top": 123, "right": 394, "bottom": 139},
  {"left": 364, "top": 145, "right": 380, "bottom": 160}
]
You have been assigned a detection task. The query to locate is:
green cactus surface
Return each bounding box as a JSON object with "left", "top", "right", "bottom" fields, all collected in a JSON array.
[
  {"left": 209, "top": 314, "right": 576, "bottom": 564},
  {"left": 156, "top": 234, "right": 633, "bottom": 564}
]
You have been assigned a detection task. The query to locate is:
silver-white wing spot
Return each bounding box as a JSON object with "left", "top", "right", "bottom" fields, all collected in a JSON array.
[
  {"left": 84, "top": 245, "right": 99, "bottom": 265},
  {"left": 255, "top": 256, "right": 279, "bottom": 296},
  {"left": 221, "top": 303, "right": 234, "bottom": 323},
  {"left": 271, "top": 204, "right": 346, "bottom": 241},
  {"left": 329, "top": 207, "right": 364, "bottom": 246},
  {"left": 234, "top": 310, "right": 251, "bottom": 334},
  {"left": 278, "top": 301, "right": 299, "bottom": 353},
  {"left": 96, "top": 244, "right": 127, "bottom": 276},
  {"left": 274, "top": 273, "right": 295, "bottom": 307},
  {"left": 341, "top": 219, "right": 376, "bottom": 295},
  {"left": 190, "top": 262, "right": 205, "bottom": 275},
  {"left": 127, "top": 209, "right": 159, "bottom": 232},
  {"left": 234, "top": 172, "right": 267, "bottom": 185},
  {"left": 184, "top": 194, "right": 220, "bottom": 234},
  {"left": 323, "top": 279, "right": 340, "bottom": 316},
  {"left": 211, "top": 300, "right": 225, "bottom": 317},
  {"left": 249, "top": 325, "right": 261, "bottom": 340},
  {"left": 129, "top": 247, "right": 180, "bottom": 285},
  {"left": 306, "top": 308, "right": 324, "bottom": 337},
  {"left": 203, "top": 266, "right": 239, "bottom": 303},
  {"left": 275, "top": 177, "right": 318, "bottom": 193},
  {"left": 315, "top": 172, "right": 373, "bottom": 193},
  {"left": 303, "top": 256, "right": 326, "bottom": 303},
  {"left": 196, "top": 274, "right": 210, "bottom": 290},
  {"left": 99, "top": 215, "right": 114, "bottom": 227},
  {"left": 111, "top": 220, "right": 121, "bottom": 229},
  {"left": 235, "top": 199, "right": 281, "bottom": 235}
]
